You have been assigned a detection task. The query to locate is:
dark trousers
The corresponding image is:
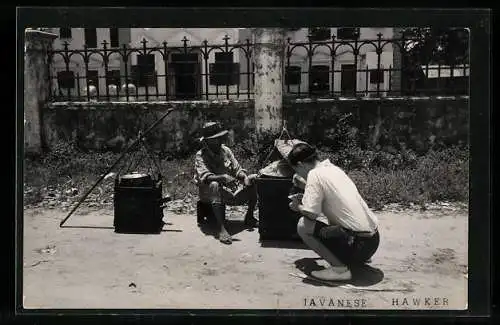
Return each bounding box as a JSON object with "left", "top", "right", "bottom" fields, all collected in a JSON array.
[
  {"left": 313, "top": 220, "right": 380, "bottom": 266},
  {"left": 197, "top": 182, "right": 257, "bottom": 224}
]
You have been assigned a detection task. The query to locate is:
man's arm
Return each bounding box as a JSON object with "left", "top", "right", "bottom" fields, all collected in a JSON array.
[
  {"left": 195, "top": 151, "right": 232, "bottom": 184},
  {"left": 205, "top": 174, "right": 225, "bottom": 182},
  {"left": 224, "top": 146, "right": 249, "bottom": 182},
  {"left": 290, "top": 170, "right": 324, "bottom": 220},
  {"left": 292, "top": 173, "right": 307, "bottom": 190},
  {"left": 195, "top": 151, "right": 215, "bottom": 184},
  {"left": 297, "top": 205, "right": 321, "bottom": 221},
  {"left": 195, "top": 150, "right": 239, "bottom": 186}
]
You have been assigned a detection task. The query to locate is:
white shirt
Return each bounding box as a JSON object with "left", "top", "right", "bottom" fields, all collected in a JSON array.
[{"left": 301, "top": 159, "right": 378, "bottom": 232}]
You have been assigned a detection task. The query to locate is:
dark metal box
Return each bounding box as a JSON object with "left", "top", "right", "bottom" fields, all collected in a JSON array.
[
  {"left": 113, "top": 177, "right": 164, "bottom": 234},
  {"left": 255, "top": 176, "right": 302, "bottom": 241}
]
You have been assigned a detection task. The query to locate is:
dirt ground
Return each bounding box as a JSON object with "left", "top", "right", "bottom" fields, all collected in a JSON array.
[{"left": 22, "top": 204, "right": 468, "bottom": 310}]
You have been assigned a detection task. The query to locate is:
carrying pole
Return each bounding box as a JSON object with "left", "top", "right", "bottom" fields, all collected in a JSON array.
[{"left": 59, "top": 108, "right": 176, "bottom": 227}]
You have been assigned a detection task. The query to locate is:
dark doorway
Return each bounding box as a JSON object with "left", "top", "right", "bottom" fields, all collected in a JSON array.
[
  {"left": 309, "top": 65, "right": 330, "bottom": 96},
  {"left": 341, "top": 64, "right": 357, "bottom": 96},
  {"left": 170, "top": 53, "right": 201, "bottom": 100}
]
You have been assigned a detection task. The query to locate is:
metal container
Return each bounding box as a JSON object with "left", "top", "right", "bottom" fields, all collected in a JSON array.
[
  {"left": 258, "top": 159, "right": 295, "bottom": 178},
  {"left": 113, "top": 175, "right": 164, "bottom": 234},
  {"left": 255, "top": 176, "right": 302, "bottom": 241},
  {"left": 118, "top": 173, "right": 153, "bottom": 187}
]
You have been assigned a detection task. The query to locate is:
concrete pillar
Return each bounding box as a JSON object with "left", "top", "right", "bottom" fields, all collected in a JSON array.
[
  {"left": 391, "top": 27, "right": 403, "bottom": 95},
  {"left": 252, "top": 28, "right": 286, "bottom": 138},
  {"left": 24, "top": 29, "right": 57, "bottom": 155}
]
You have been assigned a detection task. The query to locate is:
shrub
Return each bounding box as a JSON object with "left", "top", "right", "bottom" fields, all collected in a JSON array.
[
  {"left": 349, "top": 146, "right": 469, "bottom": 209},
  {"left": 23, "top": 139, "right": 469, "bottom": 209}
]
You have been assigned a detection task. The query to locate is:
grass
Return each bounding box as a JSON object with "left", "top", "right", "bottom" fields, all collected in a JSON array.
[{"left": 23, "top": 140, "right": 469, "bottom": 210}]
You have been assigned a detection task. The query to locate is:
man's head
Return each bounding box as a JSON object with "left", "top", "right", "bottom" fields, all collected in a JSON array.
[
  {"left": 288, "top": 142, "right": 320, "bottom": 178},
  {"left": 205, "top": 135, "right": 226, "bottom": 151},
  {"left": 200, "top": 121, "right": 228, "bottom": 151}
]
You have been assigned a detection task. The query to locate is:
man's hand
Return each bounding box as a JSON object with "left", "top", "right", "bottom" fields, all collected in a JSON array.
[
  {"left": 288, "top": 193, "right": 303, "bottom": 212},
  {"left": 244, "top": 173, "right": 258, "bottom": 186},
  {"left": 219, "top": 174, "right": 237, "bottom": 185},
  {"left": 292, "top": 174, "right": 307, "bottom": 190},
  {"left": 289, "top": 200, "right": 300, "bottom": 212}
]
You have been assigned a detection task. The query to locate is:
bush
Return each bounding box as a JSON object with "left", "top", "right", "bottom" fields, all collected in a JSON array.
[
  {"left": 23, "top": 140, "right": 469, "bottom": 209},
  {"left": 349, "top": 146, "right": 469, "bottom": 209}
]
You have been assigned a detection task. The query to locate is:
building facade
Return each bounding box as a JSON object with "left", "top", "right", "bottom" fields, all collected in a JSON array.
[
  {"left": 285, "top": 27, "right": 395, "bottom": 97},
  {"left": 49, "top": 27, "right": 396, "bottom": 100},
  {"left": 128, "top": 28, "right": 250, "bottom": 100},
  {"left": 49, "top": 27, "right": 131, "bottom": 98}
]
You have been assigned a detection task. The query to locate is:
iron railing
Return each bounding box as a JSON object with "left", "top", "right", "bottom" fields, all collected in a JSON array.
[
  {"left": 46, "top": 32, "right": 469, "bottom": 102},
  {"left": 47, "top": 35, "right": 255, "bottom": 102},
  {"left": 285, "top": 32, "right": 469, "bottom": 98}
]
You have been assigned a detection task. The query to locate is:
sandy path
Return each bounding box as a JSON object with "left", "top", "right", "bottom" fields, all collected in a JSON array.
[{"left": 22, "top": 206, "right": 468, "bottom": 310}]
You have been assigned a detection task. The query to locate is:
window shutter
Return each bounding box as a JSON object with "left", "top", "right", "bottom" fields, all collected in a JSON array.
[
  {"left": 106, "top": 70, "right": 121, "bottom": 87},
  {"left": 309, "top": 65, "right": 330, "bottom": 95},
  {"left": 370, "top": 69, "right": 384, "bottom": 84},
  {"left": 309, "top": 28, "right": 331, "bottom": 41},
  {"left": 210, "top": 62, "right": 228, "bottom": 86},
  {"left": 136, "top": 54, "right": 155, "bottom": 86},
  {"left": 57, "top": 71, "right": 75, "bottom": 89},
  {"left": 210, "top": 52, "right": 235, "bottom": 86},
  {"left": 231, "top": 63, "right": 240, "bottom": 85},
  {"left": 110, "top": 28, "right": 119, "bottom": 47},
  {"left": 337, "top": 28, "right": 360, "bottom": 40},
  {"left": 60, "top": 28, "right": 72, "bottom": 39},
  {"left": 209, "top": 63, "right": 217, "bottom": 85},
  {"left": 131, "top": 65, "right": 140, "bottom": 85},
  {"left": 87, "top": 70, "right": 99, "bottom": 87},
  {"left": 84, "top": 28, "right": 97, "bottom": 48},
  {"left": 285, "top": 66, "right": 301, "bottom": 85}
]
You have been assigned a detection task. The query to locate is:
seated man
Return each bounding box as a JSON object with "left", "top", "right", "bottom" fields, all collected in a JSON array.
[
  {"left": 288, "top": 143, "right": 380, "bottom": 281},
  {"left": 194, "top": 121, "right": 259, "bottom": 244}
]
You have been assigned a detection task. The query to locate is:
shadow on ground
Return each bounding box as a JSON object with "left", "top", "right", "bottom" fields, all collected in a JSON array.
[
  {"left": 294, "top": 257, "right": 384, "bottom": 287},
  {"left": 59, "top": 225, "right": 115, "bottom": 230},
  {"left": 260, "top": 240, "right": 309, "bottom": 250},
  {"left": 60, "top": 221, "right": 184, "bottom": 234},
  {"left": 197, "top": 220, "right": 257, "bottom": 242}
]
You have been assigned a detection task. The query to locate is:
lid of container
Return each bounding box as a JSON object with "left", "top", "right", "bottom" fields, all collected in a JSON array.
[
  {"left": 121, "top": 173, "right": 150, "bottom": 179},
  {"left": 259, "top": 159, "right": 295, "bottom": 178}
]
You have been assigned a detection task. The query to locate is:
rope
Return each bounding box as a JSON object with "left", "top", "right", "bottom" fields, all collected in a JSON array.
[
  {"left": 122, "top": 147, "right": 137, "bottom": 175},
  {"left": 118, "top": 129, "right": 162, "bottom": 179},
  {"left": 261, "top": 120, "right": 293, "bottom": 166},
  {"left": 144, "top": 142, "right": 162, "bottom": 178}
]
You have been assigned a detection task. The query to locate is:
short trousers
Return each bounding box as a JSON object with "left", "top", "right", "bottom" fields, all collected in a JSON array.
[
  {"left": 198, "top": 181, "right": 257, "bottom": 205},
  {"left": 313, "top": 220, "right": 380, "bottom": 266}
]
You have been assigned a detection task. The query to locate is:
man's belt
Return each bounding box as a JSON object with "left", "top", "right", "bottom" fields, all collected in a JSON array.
[
  {"left": 316, "top": 223, "right": 377, "bottom": 240},
  {"left": 344, "top": 228, "right": 377, "bottom": 238}
]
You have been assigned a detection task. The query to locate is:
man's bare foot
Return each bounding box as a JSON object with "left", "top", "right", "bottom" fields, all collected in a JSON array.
[{"left": 219, "top": 230, "right": 232, "bottom": 244}]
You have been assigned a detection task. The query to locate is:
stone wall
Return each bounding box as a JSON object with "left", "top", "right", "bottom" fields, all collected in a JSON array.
[
  {"left": 43, "top": 96, "right": 468, "bottom": 155},
  {"left": 42, "top": 100, "right": 255, "bottom": 155},
  {"left": 284, "top": 96, "right": 469, "bottom": 153}
]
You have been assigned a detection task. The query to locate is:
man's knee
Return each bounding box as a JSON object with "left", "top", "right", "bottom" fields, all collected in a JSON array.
[
  {"left": 206, "top": 181, "right": 223, "bottom": 203},
  {"left": 297, "top": 217, "right": 314, "bottom": 237},
  {"left": 208, "top": 181, "right": 220, "bottom": 191}
]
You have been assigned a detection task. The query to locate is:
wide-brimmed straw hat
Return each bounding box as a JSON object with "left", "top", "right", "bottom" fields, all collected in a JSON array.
[{"left": 199, "top": 121, "right": 229, "bottom": 142}]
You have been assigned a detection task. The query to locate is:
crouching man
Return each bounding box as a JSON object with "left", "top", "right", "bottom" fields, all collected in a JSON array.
[
  {"left": 194, "top": 121, "right": 259, "bottom": 244},
  {"left": 288, "top": 143, "right": 380, "bottom": 281}
]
